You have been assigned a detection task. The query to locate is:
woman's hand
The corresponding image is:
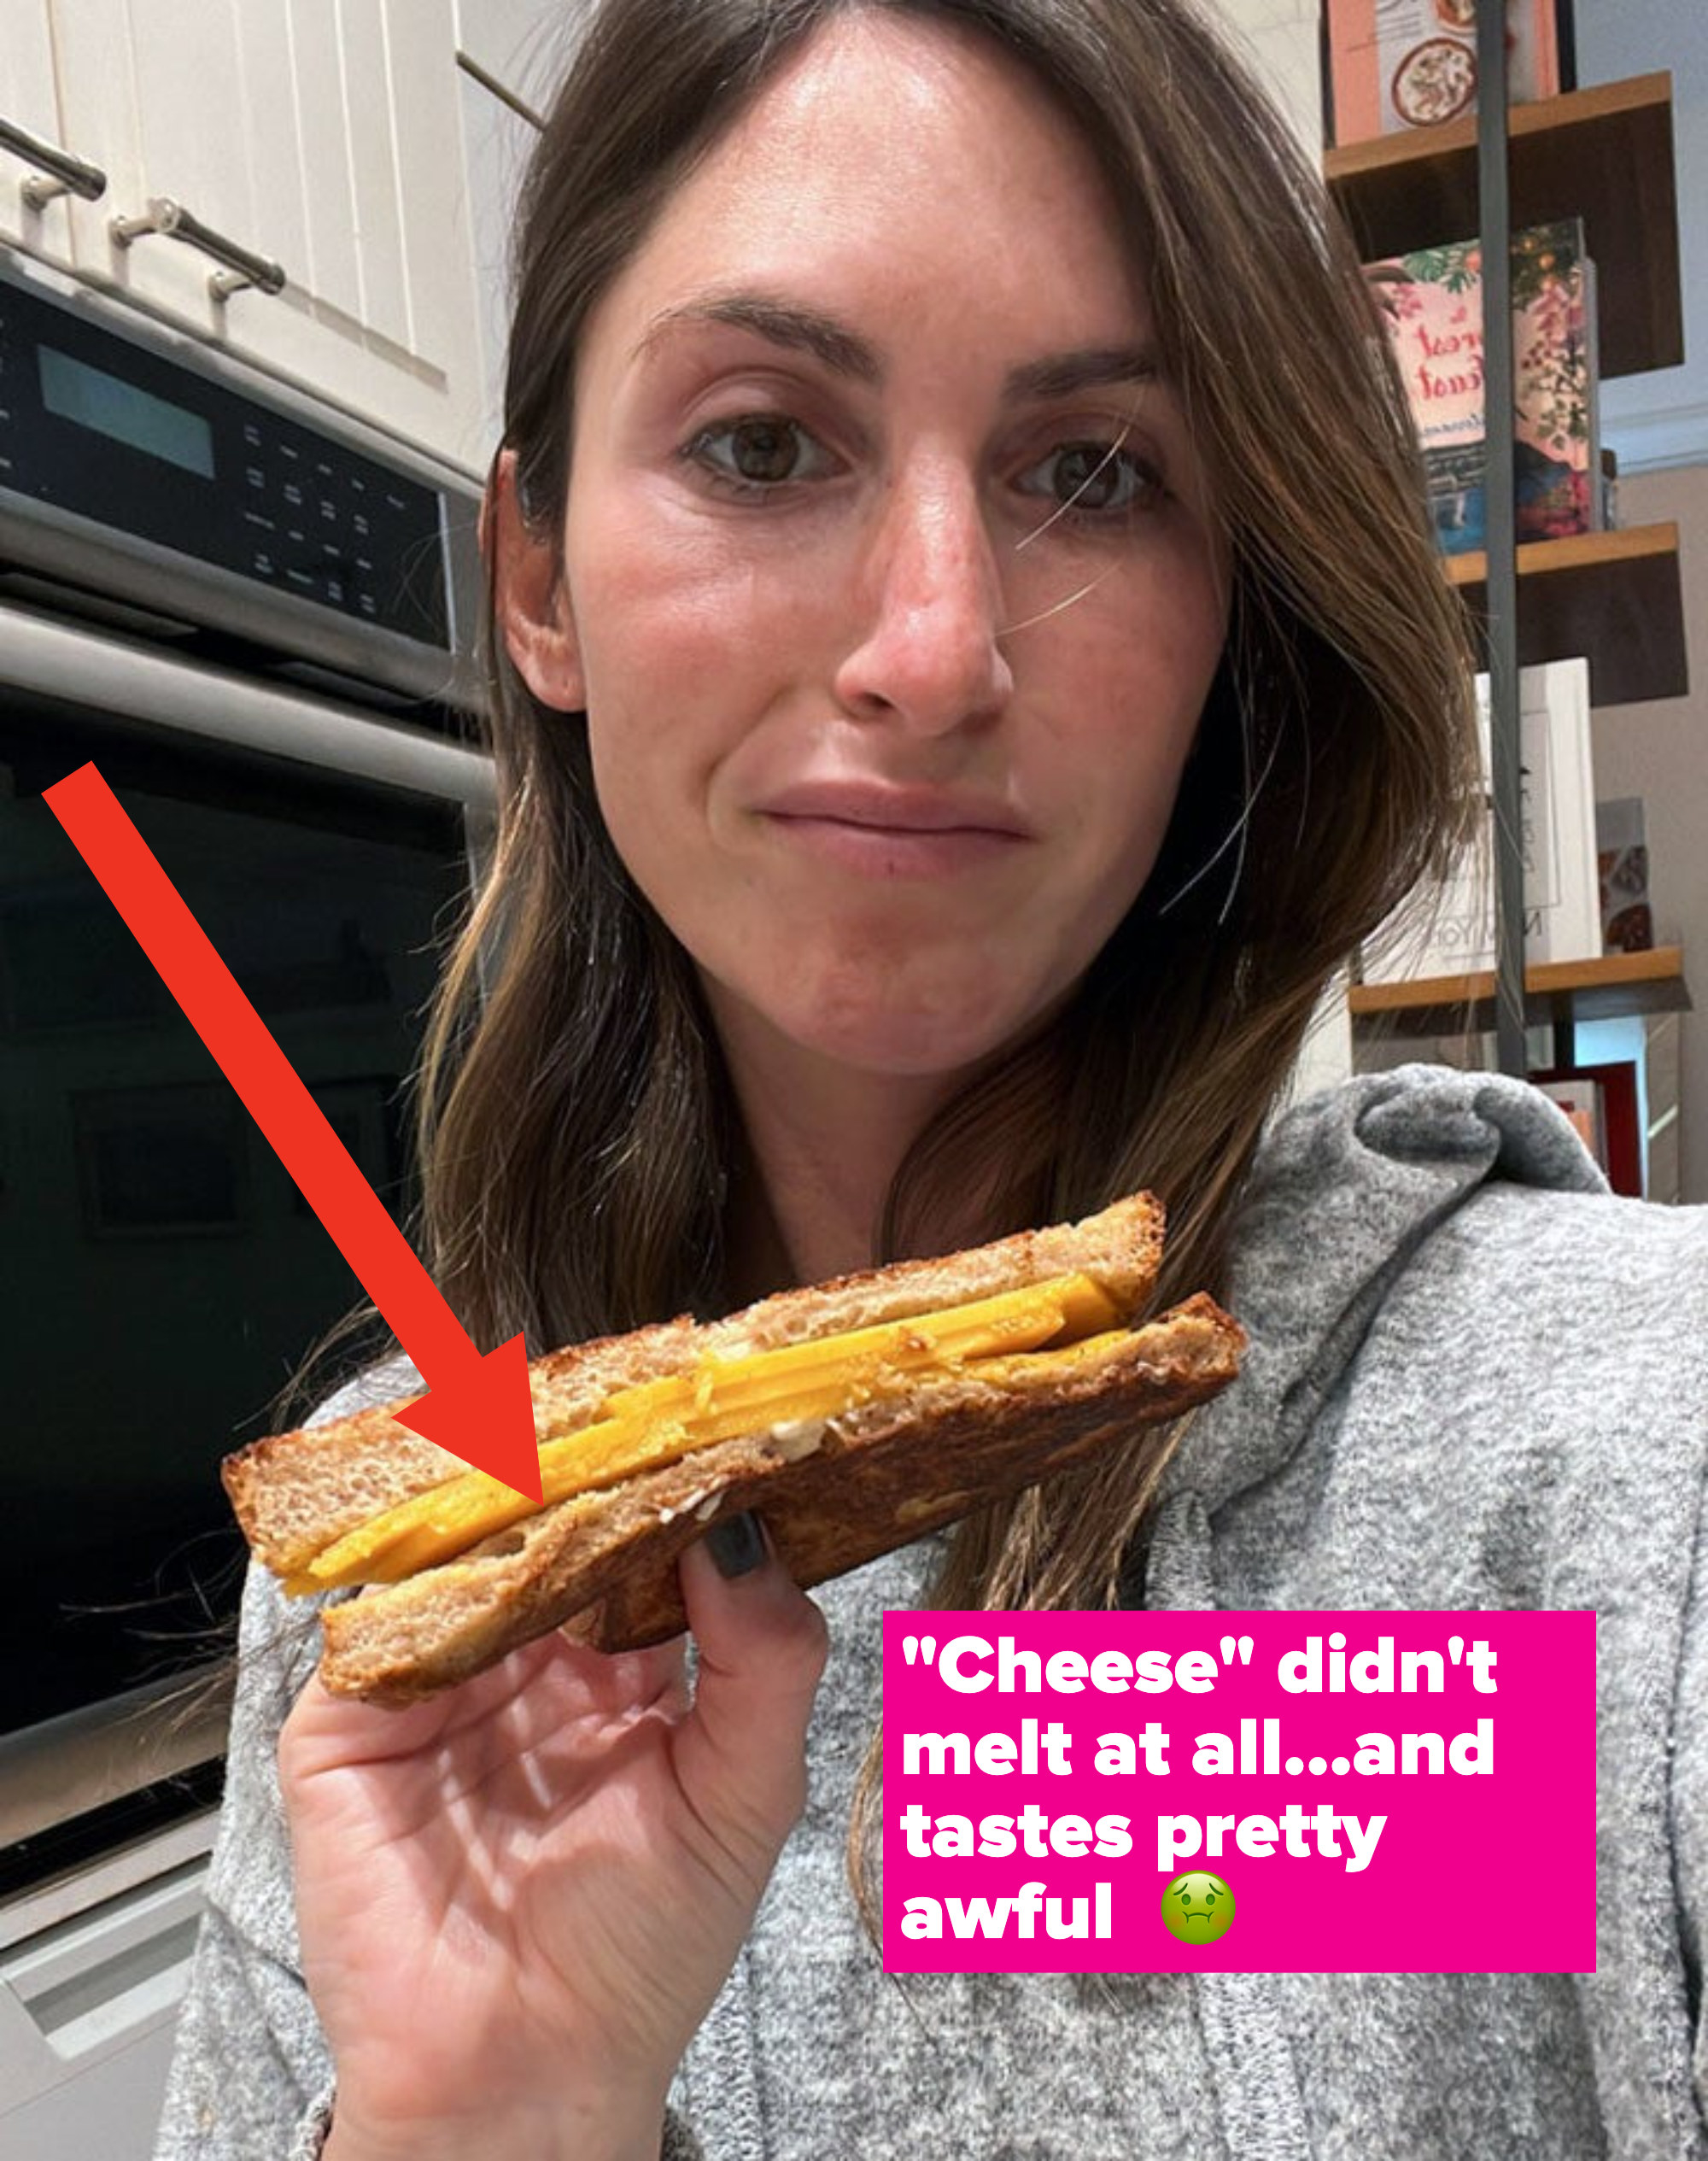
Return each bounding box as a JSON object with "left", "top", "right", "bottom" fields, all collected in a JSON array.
[{"left": 280, "top": 1524, "right": 828, "bottom": 2161}]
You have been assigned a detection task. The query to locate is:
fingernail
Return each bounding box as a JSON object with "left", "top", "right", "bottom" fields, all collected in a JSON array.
[{"left": 705, "top": 1511, "right": 766, "bottom": 1579}]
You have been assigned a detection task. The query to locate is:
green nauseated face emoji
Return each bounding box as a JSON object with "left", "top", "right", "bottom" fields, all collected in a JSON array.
[{"left": 1161, "top": 1871, "right": 1236, "bottom": 1944}]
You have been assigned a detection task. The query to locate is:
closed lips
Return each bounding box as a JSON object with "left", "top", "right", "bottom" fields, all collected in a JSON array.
[{"left": 758, "top": 783, "right": 1032, "bottom": 835}]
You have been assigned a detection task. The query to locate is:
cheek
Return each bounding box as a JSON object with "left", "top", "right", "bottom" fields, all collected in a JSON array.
[
  {"left": 1043, "top": 580, "right": 1225, "bottom": 859},
  {"left": 568, "top": 509, "right": 828, "bottom": 916},
  {"left": 572, "top": 536, "right": 740, "bottom": 782},
  {"left": 570, "top": 531, "right": 834, "bottom": 819},
  {"left": 576, "top": 512, "right": 752, "bottom": 706}
]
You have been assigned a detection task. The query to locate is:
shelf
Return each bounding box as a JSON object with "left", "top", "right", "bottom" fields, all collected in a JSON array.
[
  {"left": 1325, "top": 74, "right": 1682, "bottom": 378},
  {"left": 1442, "top": 523, "right": 1687, "bottom": 706},
  {"left": 1349, "top": 947, "right": 1690, "bottom": 1038}
]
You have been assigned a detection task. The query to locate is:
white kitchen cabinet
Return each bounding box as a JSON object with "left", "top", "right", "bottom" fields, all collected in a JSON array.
[
  {"left": 453, "top": 0, "right": 588, "bottom": 460},
  {"left": 1204, "top": 0, "right": 1325, "bottom": 155},
  {"left": 0, "top": 1816, "right": 215, "bottom": 2161},
  {"left": 24, "top": 0, "right": 488, "bottom": 475},
  {"left": 457, "top": 67, "right": 535, "bottom": 460},
  {"left": 456, "top": 0, "right": 588, "bottom": 114},
  {"left": 0, "top": 2, "right": 79, "bottom": 268},
  {"left": 453, "top": 0, "right": 613, "bottom": 455}
]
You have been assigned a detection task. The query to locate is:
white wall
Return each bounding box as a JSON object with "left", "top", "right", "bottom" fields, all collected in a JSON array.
[
  {"left": 1206, "top": 0, "right": 1326, "bottom": 155},
  {"left": 1574, "top": 0, "right": 1708, "bottom": 471},
  {"left": 1588, "top": 460, "right": 1708, "bottom": 1202}
]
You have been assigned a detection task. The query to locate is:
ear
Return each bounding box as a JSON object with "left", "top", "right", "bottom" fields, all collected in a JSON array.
[{"left": 483, "top": 449, "right": 586, "bottom": 711}]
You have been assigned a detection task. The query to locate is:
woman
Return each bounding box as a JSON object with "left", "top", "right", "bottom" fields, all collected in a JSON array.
[{"left": 155, "top": 3, "right": 1708, "bottom": 2158}]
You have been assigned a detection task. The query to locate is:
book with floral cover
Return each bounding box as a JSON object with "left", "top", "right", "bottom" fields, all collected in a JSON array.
[{"left": 1366, "top": 218, "right": 1600, "bottom": 555}]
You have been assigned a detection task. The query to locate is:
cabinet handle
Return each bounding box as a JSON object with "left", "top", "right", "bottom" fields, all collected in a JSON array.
[
  {"left": 0, "top": 115, "right": 108, "bottom": 208},
  {"left": 109, "top": 196, "right": 286, "bottom": 301}
]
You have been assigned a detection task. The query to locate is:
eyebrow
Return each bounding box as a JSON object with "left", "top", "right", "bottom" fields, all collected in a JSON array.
[{"left": 634, "top": 291, "right": 1165, "bottom": 403}]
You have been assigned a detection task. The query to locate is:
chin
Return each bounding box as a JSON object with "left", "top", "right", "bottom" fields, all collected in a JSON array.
[{"left": 774, "top": 989, "right": 1047, "bottom": 1080}]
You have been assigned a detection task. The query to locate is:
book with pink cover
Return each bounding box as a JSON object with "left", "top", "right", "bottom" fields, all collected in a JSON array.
[
  {"left": 1366, "top": 219, "right": 1599, "bottom": 554},
  {"left": 1327, "top": 0, "right": 1564, "bottom": 145}
]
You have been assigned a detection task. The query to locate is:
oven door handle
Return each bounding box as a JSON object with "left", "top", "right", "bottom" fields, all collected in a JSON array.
[
  {"left": 0, "top": 114, "right": 108, "bottom": 208},
  {"left": 0, "top": 599, "right": 495, "bottom": 807}
]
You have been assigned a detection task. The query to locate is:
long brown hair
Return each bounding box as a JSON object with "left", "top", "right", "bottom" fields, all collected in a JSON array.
[{"left": 416, "top": 0, "right": 1479, "bottom": 1902}]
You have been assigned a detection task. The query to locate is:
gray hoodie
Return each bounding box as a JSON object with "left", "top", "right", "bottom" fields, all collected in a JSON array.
[{"left": 154, "top": 1067, "right": 1708, "bottom": 2159}]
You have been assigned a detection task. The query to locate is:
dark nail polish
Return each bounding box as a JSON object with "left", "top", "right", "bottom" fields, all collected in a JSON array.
[{"left": 705, "top": 1511, "right": 766, "bottom": 1579}]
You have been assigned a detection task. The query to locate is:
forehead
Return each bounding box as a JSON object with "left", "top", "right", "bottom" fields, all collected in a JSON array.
[{"left": 586, "top": 10, "right": 1154, "bottom": 369}]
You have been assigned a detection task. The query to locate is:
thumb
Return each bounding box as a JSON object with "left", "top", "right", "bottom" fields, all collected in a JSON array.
[{"left": 672, "top": 1514, "right": 829, "bottom": 1871}]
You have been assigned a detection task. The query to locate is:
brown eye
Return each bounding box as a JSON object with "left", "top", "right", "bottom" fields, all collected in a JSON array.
[
  {"left": 728, "top": 418, "right": 802, "bottom": 482},
  {"left": 1057, "top": 445, "right": 1120, "bottom": 508},
  {"left": 1020, "top": 441, "right": 1166, "bottom": 517},
  {"left": 688, "top": 414, "right": 834, "bottom": 491}
]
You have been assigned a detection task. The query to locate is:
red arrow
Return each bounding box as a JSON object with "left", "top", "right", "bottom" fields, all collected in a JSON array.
[{"left": 44, "top": 762, "right": 541, "bottom": 1502}]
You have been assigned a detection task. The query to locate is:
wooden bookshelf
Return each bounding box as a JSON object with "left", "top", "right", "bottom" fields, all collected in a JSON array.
[
  {"left": 1443, "top": 524, "right": 1687, "bottom": 706},
  {"left": 1325, "top": 74, "right": 1682, "bottom": 379},
  {"left": 1349, "top": 947, "right": 1690, "bottom": 1039},
  {"left": 1329, "top": 69, "right": 1691, "bottom": 1080}
]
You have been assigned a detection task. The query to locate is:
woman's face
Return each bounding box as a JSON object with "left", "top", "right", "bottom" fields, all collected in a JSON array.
[{"left": 527, "top": 12, "right": 1228, "bottom": 1081}]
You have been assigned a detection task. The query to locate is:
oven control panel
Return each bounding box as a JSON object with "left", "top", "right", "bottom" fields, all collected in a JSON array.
[{"left": 0, "top": 252, "right": 478, "bottom": 701}]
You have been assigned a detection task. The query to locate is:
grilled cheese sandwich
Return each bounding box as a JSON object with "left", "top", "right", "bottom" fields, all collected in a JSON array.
[{"left": 224, "top": 1195, "right": 1244, "bottom": 1702}]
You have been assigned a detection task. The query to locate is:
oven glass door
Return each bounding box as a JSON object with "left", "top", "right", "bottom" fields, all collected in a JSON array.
[{"left": 0, "top": 677, "right": 476, "bottom": 1886}]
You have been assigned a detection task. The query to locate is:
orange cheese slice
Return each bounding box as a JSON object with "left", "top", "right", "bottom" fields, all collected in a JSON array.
[{"left": 285, "top": 1270, "right": 1122, "bottom": 1595}]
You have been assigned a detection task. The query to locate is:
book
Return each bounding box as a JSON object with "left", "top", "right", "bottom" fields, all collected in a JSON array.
[
  {"left": 1360, "top": 658, "right": 1600, "bottom": 981},
  {"left": 1534, "top": 1075, "right": 1603, "bottom": 1160},
  {"left": 1600, "top": 448, "right": 1620, "bottom": 530},
  {"left": 1596, "top": 797, "right": 1654, "bottom": 953},
  {"left": 1366, "top": 218, "right": 1600, "bottom": 554},
  {"left": 1325, "top": 0, "right": 1566, "bottom": 145},
  {"left": 1531, "top": 1063, "right": 1642, "bottom": 1195}
]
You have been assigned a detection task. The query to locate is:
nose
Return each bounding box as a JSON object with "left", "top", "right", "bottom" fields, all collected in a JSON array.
[{"left": 832, "top": 455, "right": 1015, "bottom": 734}]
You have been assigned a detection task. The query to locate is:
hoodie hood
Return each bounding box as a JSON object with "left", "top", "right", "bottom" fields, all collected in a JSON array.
[
  {"left": 1155, "top": 1062, "right": 1606, "bottom": 1530},
  {"left": 1132, "top": 1065, "right": 1637, "bottom": 2161}
]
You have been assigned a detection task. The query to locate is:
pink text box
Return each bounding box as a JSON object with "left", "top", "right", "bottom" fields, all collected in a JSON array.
[{"left": 880, "top": 1610, "right": 1594, "bottom": 1974}]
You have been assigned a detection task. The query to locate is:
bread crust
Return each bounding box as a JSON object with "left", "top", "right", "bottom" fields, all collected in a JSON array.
[
  {"left": 221, "top": 1192, "right": 1243, "bottom": 1701},
  {"left": 315, "top": 1293, "right": 1244, "bottom": 1703},
  {"left": 225, "top": 1192, "right": 1167, "bottom": 1575}
]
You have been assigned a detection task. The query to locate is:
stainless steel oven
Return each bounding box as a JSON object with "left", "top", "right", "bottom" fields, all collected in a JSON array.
[{"left": 0, "top": 243, "right": 493, "bottom": 2151}]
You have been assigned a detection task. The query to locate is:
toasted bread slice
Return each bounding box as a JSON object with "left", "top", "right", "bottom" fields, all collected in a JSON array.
[
  {"left": 225, "top": 1192, "right": 1167, "bottom": 1577},
  {"left": 223, "top": 1193, "right": 1244, "bottom": 1701},
  {"left": 316, "top": 1291, "right": 1243, "bottom": 1701}
]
